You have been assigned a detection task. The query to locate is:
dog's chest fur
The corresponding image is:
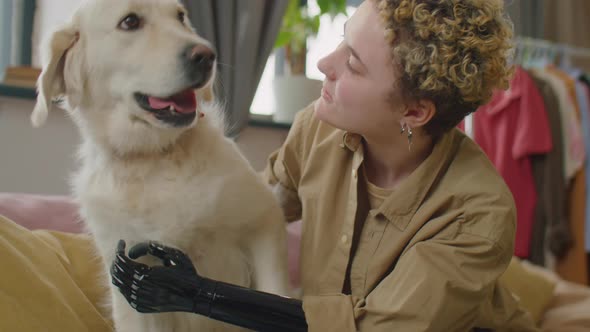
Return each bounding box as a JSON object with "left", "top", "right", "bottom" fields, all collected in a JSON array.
[{"left": 73, "top": 122, "right": 258, "bottom": 285}]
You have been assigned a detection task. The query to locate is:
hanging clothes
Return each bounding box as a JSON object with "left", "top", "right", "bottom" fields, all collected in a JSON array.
[
  {"left": 540, "top": 67, "right": 589, "bottom": 285},
  {"left": 473, "top": 67, "right": 553, "bottom": 258},
  {"left": 571, "top": 73, "right": 590, "bottom": 255},
  {"left": 579, "top": 75, "right": 590, "bottom": 255},
  {"left": 531, "top": 68, "right": 585, "bottom": 182},
  {"left": 528, "top": 73, "right": 570, "bottom": 266},
  {"left": 583, "top": 84, "right": 590, "bottom": 255}
]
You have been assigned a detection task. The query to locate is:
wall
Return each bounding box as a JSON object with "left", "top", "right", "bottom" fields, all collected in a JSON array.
[
  {"left": 0, "top": 97, "right": 79, "bottom": 195},
  {"left": 544, "top": 0, "right": 590, "bottom": 72},
  {"left": 0, "top": 97, "right": 288, "bottom": 195},
  {"left": 235, "top": 126, "right": 288, "bottom": 171}
]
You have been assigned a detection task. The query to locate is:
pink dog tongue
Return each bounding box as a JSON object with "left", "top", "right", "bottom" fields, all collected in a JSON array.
[{"left": 147, "top": 90, "right": 197, "bottom": 114}]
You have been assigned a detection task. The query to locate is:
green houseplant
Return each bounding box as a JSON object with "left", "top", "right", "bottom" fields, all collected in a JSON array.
[
  {"left": 275, "top": 0, "right": 348, "bottom": 75},
  {"left": 272, "top": 0, "right": 348, "bottom": 123}
]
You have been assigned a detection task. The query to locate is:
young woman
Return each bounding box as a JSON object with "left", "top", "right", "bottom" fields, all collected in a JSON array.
[{"left": 112, "top": 0, "right": 539, "bottom": 330}]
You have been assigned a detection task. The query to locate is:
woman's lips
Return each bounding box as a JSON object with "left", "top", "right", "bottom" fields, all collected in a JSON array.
[{"left": 321, "top": 87, "right": 333, "bottom": 102}]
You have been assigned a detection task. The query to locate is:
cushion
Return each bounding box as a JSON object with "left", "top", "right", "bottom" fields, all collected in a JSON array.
[
  {"left": 499, "top": 257, "right": 557, "bottom": 324},
  {"left": 0, "top": 215, "right": 113, "bottom": 331}
]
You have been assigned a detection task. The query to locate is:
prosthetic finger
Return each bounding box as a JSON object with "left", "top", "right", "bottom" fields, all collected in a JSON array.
[
  {"left": 112, "top": 244, "right": 135, "bottom": 286},
  {"left": 128, "top": 241, "right": 176, "bottom": 261},
  {"left": 116, "top": 239, "right": 126, "bottom": 255},
  {"left": 111, "top": 244, "right": 155, "bottom": 295},
  {"left": 112, "top": 252, "right": 133, "bottom": 276},
  {"left": 112, "top": 274, "right": 143, "bottom": 310},
  {"left": 147, "top": 241, "right": 195, "bottom": 270},
  {"left": 127, "top": 241, "right": 196, "bottom": 272},
  {"left": 113, "top": 270, "right": 180, "bottom": 313},
  {"left": 113, "top": 252, "right": 146, "bottom": 280},
  {"left": 128, "top": 241, "right": 150, "bottom": 259}
]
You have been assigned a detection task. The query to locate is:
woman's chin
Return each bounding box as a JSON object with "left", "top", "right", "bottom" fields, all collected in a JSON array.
[
  {"left": 314, "top": 104, "right": 345, "bottom": 131},
  {"left": 313, "top": 98, "right": 333, "bottom": 122}
]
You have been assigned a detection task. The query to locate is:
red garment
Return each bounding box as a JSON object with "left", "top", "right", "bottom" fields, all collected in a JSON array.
[{"left": 473, "top": 67, "right": 552, "bottom": 258}]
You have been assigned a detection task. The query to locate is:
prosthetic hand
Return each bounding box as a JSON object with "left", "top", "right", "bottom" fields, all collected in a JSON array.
[{"left": 111, "top": 240, "right": 308, "bottom": 332}]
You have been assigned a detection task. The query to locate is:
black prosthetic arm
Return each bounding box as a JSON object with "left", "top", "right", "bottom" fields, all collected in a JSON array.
[{"left": 111, "top": 240, "right": 308, "bottom": 332}]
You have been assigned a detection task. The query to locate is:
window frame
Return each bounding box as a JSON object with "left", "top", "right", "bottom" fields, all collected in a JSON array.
[{"left": 0, "top": 0, "right": 37, "bottom": 99}]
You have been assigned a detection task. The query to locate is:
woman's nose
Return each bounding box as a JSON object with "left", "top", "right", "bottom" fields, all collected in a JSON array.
[{"left": 317, "top": 53, "right": 337, "bottom": 81}]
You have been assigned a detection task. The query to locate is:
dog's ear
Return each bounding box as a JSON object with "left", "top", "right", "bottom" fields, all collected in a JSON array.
[{"left": 31, "top": 24, "right": 80, "bottom": 127}]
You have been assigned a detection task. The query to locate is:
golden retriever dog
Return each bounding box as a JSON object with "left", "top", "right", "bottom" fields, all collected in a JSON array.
[{"left": 31, "top": 0, "right": 290, "bottom": 331}]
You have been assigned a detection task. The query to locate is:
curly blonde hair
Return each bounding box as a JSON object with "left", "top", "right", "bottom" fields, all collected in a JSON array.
[{"left": 376, "top": 0, "right": 514, "bottom": 137}]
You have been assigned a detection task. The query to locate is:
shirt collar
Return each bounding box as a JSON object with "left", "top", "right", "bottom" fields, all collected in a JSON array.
[
  {"left": 372, "top": 129, "right": 462, "bottom": 230},
  {"left": 341, "top": 132, "right": 362, "bottom": 152}
]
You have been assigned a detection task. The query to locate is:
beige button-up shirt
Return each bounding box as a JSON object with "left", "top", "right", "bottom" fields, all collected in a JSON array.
[{"left": 264, "top": 105, "right": 538, "bottom": 331}]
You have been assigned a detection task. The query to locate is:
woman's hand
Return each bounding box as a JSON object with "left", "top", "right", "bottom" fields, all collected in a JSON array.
[{"left": 111, "top": 240, "right": 207, "bottom": 313}]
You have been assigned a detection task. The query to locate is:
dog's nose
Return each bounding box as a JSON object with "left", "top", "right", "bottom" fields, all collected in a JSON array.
[
  {"left": 183, "top": 44, "right": 216, "bottom": 88},
  {"left": 186, "top": 44, "right": 216, "bottom": 71}
]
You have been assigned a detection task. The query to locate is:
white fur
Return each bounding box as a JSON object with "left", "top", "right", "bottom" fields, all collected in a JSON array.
[{"left": 32, "top": 0, "right": 290, "bottom": 331}]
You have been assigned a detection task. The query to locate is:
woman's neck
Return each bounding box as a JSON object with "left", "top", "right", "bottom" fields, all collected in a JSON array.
[{"left": 362, "top": 130, "right": 434, "bottom": 189}]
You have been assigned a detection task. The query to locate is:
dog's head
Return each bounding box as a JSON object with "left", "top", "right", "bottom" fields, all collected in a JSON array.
[{"left": 32, "top": 0, "right": 216, "bottom": 154}]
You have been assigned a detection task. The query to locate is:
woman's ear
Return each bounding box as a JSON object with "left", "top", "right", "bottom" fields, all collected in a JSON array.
[
  {"left": 402, "top": 99, "right": 436, "bottom": 129},
  {"left": 31, "top": 24, "right": 80, "bottom": 127}
]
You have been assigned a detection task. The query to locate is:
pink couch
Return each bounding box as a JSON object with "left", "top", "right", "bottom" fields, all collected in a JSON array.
[{"left": 0, "top": 193, "right": 85, "bottom": 233}]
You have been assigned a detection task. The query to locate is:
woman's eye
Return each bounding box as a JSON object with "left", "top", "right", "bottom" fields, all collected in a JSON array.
[
  {"left": 178, "top": 11, "right": 186, "bottom": 23},
  {"left": 118, "top": 13, "right": 142, "bottom": 31},
  {"left": 346, "top": 58, "right": 359, "bottom": 74}
]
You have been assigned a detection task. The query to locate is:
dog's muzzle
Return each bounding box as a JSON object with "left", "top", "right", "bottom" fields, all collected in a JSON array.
[
  {"left": 132, "top": 44, "right": 216, "bottom": 128},
  {"left": 183, "top": 44, "right": 216, "bottom": 89},
  {"left": 134, "top": 91, "right": 198, "bottom": 127}
]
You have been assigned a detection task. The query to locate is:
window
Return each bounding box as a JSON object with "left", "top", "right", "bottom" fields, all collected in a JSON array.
[
  {"left": 250, "top": 0, "right": 358, "bottom": 116},
  {"left": 0, "top": 0, "right": 35, "bottom": 78}
]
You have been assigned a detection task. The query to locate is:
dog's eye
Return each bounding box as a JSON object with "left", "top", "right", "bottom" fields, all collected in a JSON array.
[
  {"left": 177, "top": 11, "right": 185, "bottom": 24},
  {"left": 119, "top": 13, "right": 142, "bottom": 31}
]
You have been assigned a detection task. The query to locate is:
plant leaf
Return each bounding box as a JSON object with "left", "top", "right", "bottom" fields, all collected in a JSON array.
[{"left": 274, "top": 31, "right": 292, "bottom": 49}]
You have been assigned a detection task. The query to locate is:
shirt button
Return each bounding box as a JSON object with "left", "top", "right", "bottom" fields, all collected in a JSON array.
[
  {"left": 341, "top": 234, "right": 348, "bottom": 244},
  {"left": 352, "top": 169, "right": 357, "bottom": 179}
]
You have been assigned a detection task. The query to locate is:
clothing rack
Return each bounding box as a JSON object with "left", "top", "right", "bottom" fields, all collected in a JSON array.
[
  {"left": 464, "top": 37, "right": 590, "bottom": 139},
  {"left": 515, "top": 37, "right": 590, "bottom": 60},
  {"left": 464, "top": 37, "right": 590, "bottom": 283}
]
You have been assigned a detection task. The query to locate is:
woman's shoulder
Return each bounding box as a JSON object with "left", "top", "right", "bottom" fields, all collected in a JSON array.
[
  {"left": 445, "top": 129, "right": 514, "bottom": 201},
  {"left": 435, "top": 129, "right": 517, "bottom": 245}
]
